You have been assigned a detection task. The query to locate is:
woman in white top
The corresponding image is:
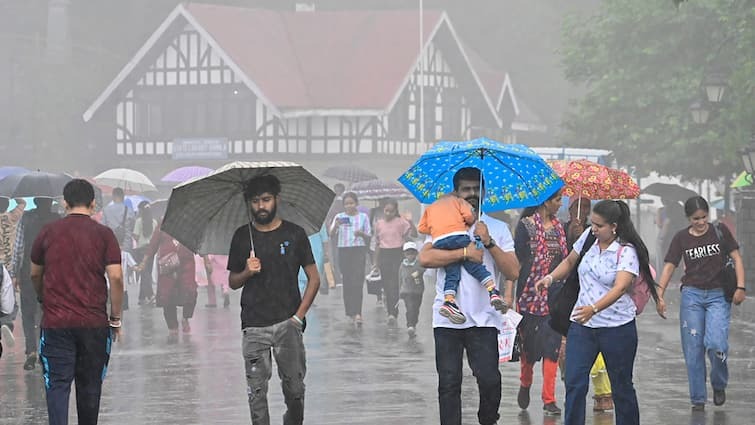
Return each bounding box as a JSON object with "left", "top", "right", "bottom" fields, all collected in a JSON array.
[{"left": 536, "top": 200, "right": 658, "bottom": 425}]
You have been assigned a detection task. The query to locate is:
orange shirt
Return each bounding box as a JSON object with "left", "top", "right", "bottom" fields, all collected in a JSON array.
[{"left": 418, "top": 195, "right": 475, "bottom": 241}]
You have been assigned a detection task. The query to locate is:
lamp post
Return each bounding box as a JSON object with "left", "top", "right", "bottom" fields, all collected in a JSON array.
[
  {"left": 735, "top": 133, "right": 755, "bottom": 287},
  {"left": 689, "top": 101, "right": 710, "bottom": 125},
  {"left": 702, "top": 72, "right": 727, "bottom": 103},
  {"left": 739, "top": 133, "right": 755, "bottom": 177}
]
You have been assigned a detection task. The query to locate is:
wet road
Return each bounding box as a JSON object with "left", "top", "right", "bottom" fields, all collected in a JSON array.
[{"left": 1, "top": 282, "right": 753, "bottom": 425}]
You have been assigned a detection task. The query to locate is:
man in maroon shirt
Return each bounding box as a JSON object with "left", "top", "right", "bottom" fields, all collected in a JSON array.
[{"left": 30, "top": 179, "right": 123, "bottom": 425}]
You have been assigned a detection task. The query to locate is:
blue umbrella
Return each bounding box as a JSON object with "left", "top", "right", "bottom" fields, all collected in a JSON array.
[{"left": 398, "top": 138, "right": 563, "bottom": 213}]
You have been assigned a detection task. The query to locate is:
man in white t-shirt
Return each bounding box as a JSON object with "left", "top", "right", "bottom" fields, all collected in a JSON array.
[{"left": 419, "top": 167, "right": 519, "bottom": 425}]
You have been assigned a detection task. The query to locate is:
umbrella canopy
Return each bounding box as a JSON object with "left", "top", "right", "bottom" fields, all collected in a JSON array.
[
  {"left": 0, "top": 171, "right": 72, "bottom": 198},
  {"left": 548, "top": 159, "right": 640, "bottom": 200},
  {"left": 161, "top": 161, "right": 335, "bottom": 255},
  {"left": 398, "top": 138, "right": 563, "bottom": 212},
  {"left": 94, "top": 168, "right": 157, "bottom": 193},
  {"left": 0, "top": 166, "right": 29, "bottom": 180},
  {"left": 349, "top": 179, "right": 413, "bottom": 201},
  {"left": 322, "top": 165, "right": 378, "bottom": 183},
  {"left": 160, "top": 166, "right": 213, "bottom": 183},
  {"left": 643, "top": 182, "right": 698, "bottom": 202},
  {"left": 731, "top": 171, "right": 753, "bottom": 188}
]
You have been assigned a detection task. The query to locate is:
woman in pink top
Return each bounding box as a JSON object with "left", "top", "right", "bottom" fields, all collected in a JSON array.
[{"left": 372, "top": 198, "right": 417, "bottom": 326}]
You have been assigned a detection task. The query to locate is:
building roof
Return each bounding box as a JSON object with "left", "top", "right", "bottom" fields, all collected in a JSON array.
[
  {"left": 83, "top": 3, "right": 501, "bottom": 126},
  {"left": 463, "top": 45, "right": 546, "bottom": 133}
]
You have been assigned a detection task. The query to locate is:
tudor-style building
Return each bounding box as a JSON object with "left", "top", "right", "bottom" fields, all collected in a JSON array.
[{"left": 83, "top": 3, "right": 539, "bottom": 176}]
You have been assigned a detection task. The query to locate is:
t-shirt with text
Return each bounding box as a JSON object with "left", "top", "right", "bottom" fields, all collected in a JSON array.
[
  {"left": 227, "top": 220, "right": 315, "bottom": 328},
  {"left": 664, "top": 223, "right": 738, "bottom": 290},
  {"left": 30, "top": 214, "right": 121, "bottom": 328}
]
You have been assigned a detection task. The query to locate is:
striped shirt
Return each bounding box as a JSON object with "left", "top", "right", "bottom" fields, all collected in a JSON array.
[{"left": 331, "top": 212, "right": 371, "bottom": 248}]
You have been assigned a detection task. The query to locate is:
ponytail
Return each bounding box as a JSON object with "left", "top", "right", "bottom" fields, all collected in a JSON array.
[{"left": 592, "top": 200, "right": 659, "bottom": 302}]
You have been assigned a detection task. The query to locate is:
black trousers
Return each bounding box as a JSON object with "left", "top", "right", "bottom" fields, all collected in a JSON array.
[
  {"left": 378, "top": 248, "right": 403, "bottom": 317},
  {"left": 19, "top": 280, "right": 40, "bottom": 355},
  {"left": 338, "top": 246, "right": 366, "bottom": 317}
]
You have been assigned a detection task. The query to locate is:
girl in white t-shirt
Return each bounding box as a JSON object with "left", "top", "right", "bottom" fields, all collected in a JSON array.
[{"left": 535, "top": 200, "right": 659, "bottom": 425}]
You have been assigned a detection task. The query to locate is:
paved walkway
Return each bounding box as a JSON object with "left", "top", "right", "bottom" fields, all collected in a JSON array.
[{"left": 1, "top": 283, "right": 753, "bottom": 424}]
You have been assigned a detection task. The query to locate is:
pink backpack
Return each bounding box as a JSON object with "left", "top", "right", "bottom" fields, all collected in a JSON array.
[{"left": 617, "top": 245, "right": 656, "bottom": 314}]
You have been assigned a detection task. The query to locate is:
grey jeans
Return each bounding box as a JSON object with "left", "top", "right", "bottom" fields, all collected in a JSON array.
[{"left": 243, "top": 319, "right": 306, "bottom": 425}]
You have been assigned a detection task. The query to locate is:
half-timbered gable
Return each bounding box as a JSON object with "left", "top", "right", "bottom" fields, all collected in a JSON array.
[{"left": 83, "top": 3, "right": 509, "bottom": 164}]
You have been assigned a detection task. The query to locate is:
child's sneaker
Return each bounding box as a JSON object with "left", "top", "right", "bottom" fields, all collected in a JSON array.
[
  {"left": 439, "top": 301, "right": 466, "bottom": 324},
  {"left": 1, "top": 324, "right": 14, "bottom": 348},
  {"left": 489, "top": 289, "right": 507, "bottom": 311}
]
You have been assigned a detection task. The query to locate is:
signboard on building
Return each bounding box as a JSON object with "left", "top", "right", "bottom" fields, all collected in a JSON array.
[{"left": 172, "top": 138, "right": 228, "bottom": 160}]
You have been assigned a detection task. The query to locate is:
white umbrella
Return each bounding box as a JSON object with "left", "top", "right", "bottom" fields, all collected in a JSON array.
[{"left": 94, "top": 168, "right": 157, "bottom": 193}]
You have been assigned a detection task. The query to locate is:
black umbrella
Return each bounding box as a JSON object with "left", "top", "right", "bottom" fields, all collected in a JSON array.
[
  {"left": 643, "top": 183, "right": 698, "bottom": 202},
  {"left": 322, "top": 165, "right": 378, "bottom": 183},
  {"left": 161, "top": 161, "right": 335, "bottom": 255},
  {"left": 0, "top": 171, "right": 72, "bottom": 198}
]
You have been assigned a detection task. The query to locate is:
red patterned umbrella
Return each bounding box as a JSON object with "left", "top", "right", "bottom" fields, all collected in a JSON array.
[{"left": 548, "top": 159, "right": 639, "bottom": 200}]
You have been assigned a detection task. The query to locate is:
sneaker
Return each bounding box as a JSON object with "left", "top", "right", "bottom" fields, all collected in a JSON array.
[
  {"left": 407, "top": 326, "right": 416, "bottom": 338},
  {"left": 23, "top": 353, "right": 37, "bottom": 371},
  {"left": 387, "top": 315, "right": 397, "bottom": 327},
  {"left": 1, "top": 324, "right": 14, "bottom": 348},
  {"left": 691, "top": 403, "right": 705, "bottom": 411},
  {"left": 593, "top": 395, "right": 614, "bottom": 412},
  {"left": 713, "top": 389, "right": 726, "bottom": 406},
  {"left": 517, "top": 386, "right": 530, "bottom": 410},
  {"left": 439, "top": 301, "right": 466, "bottom": 324},
  {"left": 488, "top": 289, "right": 507, "bottom": 311},
  {"left": 543, "top": 403, "right": 562, "bottom": 416}
]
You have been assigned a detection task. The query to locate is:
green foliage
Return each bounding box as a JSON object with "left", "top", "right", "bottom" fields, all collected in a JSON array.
[{"left": 560, "top": 0, "right": 755, "bottom": 180}]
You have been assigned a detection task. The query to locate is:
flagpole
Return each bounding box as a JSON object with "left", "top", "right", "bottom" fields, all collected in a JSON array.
[{"left": 419, "top": 0, "right": 424, "bottom": 146}]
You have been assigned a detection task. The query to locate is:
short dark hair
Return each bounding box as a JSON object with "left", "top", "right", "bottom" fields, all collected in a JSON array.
[
  {"left": 112, "top": 187, "right": 124, "bottom": 199},
  {"left": 684, "top": 196, "right": 709, "bottom": 217},
  {"left": 244, "top": 174, "right": 281, "bottom": 200},
  {"left": 334, "top": 183, "right": 345, "bottom": 192},
  {"left": 0, "top": 198, "right": 8, "bottom": 212},
  {"left": 342, "top": 191, "right": 359, "bottom": 205},
  {"left": 64, "top": 179, "right": 95, "bottom": 208},
  {"left": 452, "top": 167, "right": 483, "bottom": 191}
]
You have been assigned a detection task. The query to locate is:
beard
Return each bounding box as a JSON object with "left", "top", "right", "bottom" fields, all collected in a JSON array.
[
  {"left": 464, "top": 196, "right": 480, "bottom": 212},
  {"left": 253, "top": 203, "right": 277, "bottom": 225}
]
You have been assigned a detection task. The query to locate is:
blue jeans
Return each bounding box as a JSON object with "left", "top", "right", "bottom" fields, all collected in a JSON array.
[
  {"left": 433, "top": 235, "right": 492, "bottom": 296},
  {"left": 39, "top": 327, "right": 112, "bottom": 425},
  {"left": 679, "top": 286, "right": 730, "bottom": 405},
  {"left": 564, "top": 321, "right": 639, "bottom": 425},
  {"left": 434, "top": 326, "right": 500, "bottom": 425}
]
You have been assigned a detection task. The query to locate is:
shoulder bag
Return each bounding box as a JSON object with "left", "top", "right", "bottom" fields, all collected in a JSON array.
[
  {"left": 548, "top": 232, "right": 596, "bottom": 337},
  {"left": 712, "top": 223, "right": 737, "bottom": 303}
]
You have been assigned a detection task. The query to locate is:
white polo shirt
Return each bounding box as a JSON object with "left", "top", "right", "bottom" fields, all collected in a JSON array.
[
  {"left": 428, "top": 214, "right": 515, "bottom": 330},
  {"left": 572, "top": 229, "right": 639, "bottom": 328}
]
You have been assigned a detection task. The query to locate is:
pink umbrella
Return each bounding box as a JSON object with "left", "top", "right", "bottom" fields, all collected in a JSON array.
[{"left": 161, "top": 166, "right": 213, "bottom": 183}]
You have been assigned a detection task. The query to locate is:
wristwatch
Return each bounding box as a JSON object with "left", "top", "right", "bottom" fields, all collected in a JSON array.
[{"left": 484, "top": 238, "right": 496, "bottom": 249}]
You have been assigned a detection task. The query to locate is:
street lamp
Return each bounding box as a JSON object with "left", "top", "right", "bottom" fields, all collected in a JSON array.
[
  {"left": 702, "top": 72, "right": 727, "bottom": 103},
  {"left": 739, "top": 133, "right": 755, "bottom": 176},
  {"left": 689, "top": 101, "right": 709, "bottom": 125}
]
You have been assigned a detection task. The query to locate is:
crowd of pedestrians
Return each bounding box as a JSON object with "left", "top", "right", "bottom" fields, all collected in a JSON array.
[{"left": 0, "top": 164, "right": 747, "bottom": 425}]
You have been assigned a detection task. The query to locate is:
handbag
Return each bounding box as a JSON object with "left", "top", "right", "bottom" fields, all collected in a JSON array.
[
  {"left": 365, "top": 269, "right": 382, "bottom": 295},
  {"left": 712, "top": 223, "right": 737, "bottom": 303},
  {"left": 548, "top": 232, "right": 596, "bottom": 337},
  {"left": 158, "top": 251, "right": 181, "bottom": 276}
]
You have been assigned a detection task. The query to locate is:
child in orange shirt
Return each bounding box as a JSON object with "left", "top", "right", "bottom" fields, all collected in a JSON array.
[{"left": 418, "top": 194, "right": 505, "bottom": 323}]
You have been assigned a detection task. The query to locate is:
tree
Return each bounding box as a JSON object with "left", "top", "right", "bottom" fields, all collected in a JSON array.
[{"left": 560, "top": 0, "right": 755, "bottom": 181}]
